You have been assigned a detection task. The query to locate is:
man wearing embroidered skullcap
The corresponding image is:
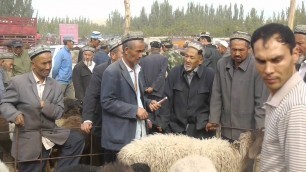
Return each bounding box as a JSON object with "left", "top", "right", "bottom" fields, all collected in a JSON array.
[
  {"left": 206, "top": 31, "right": 269, "bottom": 143},
  {"left": 100, "top": 31, "right": 161, "bottom": 163},
  {"left": 52, "top": 36, "right": 75, "bottom": 99},
  {"left": 81, "top": 38, "right": 123, "bottom": 165},
  {"left": 0, "top": 52, "right": 14, "bottom": 88},
  {"left": 160, "top": 41, "right": 215, "bottom": 138},
  {"left": 72, "top": 46, "right": 96, "bottom": 100},
  {"left": 294, "top": 25, "right": 306, "bottom": 82},
  {"left": 0, "top": 45, "right": 84, "bottom": 172}
]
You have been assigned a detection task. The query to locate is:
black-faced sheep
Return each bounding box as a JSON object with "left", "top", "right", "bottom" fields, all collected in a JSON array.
[{"left": 118, "top": 130, "right": 264, "bottom": 172}]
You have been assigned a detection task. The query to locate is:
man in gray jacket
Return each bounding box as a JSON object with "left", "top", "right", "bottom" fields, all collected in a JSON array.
[
  {"left": 206, "top": 31, "right": 268, "bottom": 142},
  {"left": 0, "top": 45, "right": 84, "bottom": 172}
]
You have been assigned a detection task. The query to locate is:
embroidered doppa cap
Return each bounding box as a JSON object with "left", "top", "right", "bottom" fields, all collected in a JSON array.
[
  {"left": 108, "top": 38, "right": 122, "bottom": 52},
  {"left": 230, "top": 31, "right": 251, "bottom": 43},
  {"left": 91, "top": 31, "right": 102, "bottom": 40},
  {"left": 187, "top": 41, "right": 205, "bottom": 55},
  {"left": 0, "top": 52, "right": 14, "bottom": 60},
  {"left": 294, "top": 25, "right": 306, "bottom": 35},
  {"left": 81, "top": 46, "right": 95, "bottom": 53},
  {"left": 28, "top": 45, "right": 51, "bottom": 60},
  {"left": 121, "top": 31, "right": 144, "bottom": 44}
]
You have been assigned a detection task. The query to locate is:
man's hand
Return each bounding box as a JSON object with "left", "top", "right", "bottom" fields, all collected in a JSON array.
[
  {"left": 149, "top": 100, "right": 161, "bottom": 112},
  {"left": 205, "top": 122, "right": 219, "bottom": 132},
  {"left": 137, "top": 107, "right": 148, "bottom": 120},
  {"left": 81, "top": 122, "right": 92, "bottom": 134},
  {"left": 145, "top": 87, "right": 154, "bottom": 94},
  {"left": 15, "top": 114, "right": 25, "bottom": 127}
]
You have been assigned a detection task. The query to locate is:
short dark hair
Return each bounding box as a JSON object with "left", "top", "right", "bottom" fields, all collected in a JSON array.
[{"left": 251, "top": 23, "right": 296, "bottom": 54}]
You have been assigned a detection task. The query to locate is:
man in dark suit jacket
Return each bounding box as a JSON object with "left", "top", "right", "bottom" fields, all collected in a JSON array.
[
  {"left": 81, "top": 38, "right": 123, "bottom": 165},
  {"left": 0, "top": 46, "right": 84, "bottom": 172},
  {"left": 100, "top": 32, "right": 161, "bottom": 163},
  {"left": 140, "top": 41, "right": 168, "bottom": 133}
]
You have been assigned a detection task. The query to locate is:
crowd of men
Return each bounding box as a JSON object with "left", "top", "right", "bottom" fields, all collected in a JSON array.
[{"left": 0, "top": 23, "right": 305, "bottom": 171}]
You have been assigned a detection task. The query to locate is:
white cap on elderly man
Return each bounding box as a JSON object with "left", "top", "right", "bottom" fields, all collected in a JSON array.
[{"left": 218, "top": 40, "right": 228, "bottom": 48}]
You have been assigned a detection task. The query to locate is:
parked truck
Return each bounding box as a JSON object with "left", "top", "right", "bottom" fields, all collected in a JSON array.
[{"left": 0, "top": 16, "right": 37, "bottom": 47}]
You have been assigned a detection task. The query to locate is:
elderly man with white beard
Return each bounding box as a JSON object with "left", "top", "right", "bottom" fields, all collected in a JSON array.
[{"left": 72, "top": 46, "right": 96, "bottom": 101}]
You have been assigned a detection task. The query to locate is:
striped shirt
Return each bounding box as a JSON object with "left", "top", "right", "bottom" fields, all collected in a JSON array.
[{"left": 261, "top": 72, "right": 306, "bottom": 172}]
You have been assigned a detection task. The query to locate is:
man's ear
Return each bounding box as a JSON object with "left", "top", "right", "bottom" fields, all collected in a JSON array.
[{"left": 292, "top": 46, "right": 300, "bottom": 64}]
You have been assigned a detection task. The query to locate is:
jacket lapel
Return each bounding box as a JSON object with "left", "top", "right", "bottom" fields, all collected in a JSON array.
[
  {"left": 29, "top": 73, "right": 41, "bottom": 103},
  {"left": 119, "top": 60, "right": 136, "bottom": 94},
  {"left": 42, "top": 77, "right": 52, "bottom": 100}
]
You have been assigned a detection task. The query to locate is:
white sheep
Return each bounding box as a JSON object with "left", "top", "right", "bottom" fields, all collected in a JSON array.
[
  {"left": 118, "top": 132, "right": 257, "bottom": 172},
  {"left": 169, "top": 155, "right": 217, "bottom": 172}
]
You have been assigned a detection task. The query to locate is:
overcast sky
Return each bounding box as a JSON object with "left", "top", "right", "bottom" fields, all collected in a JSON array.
[{"left": 32, "top": 0, "right": 303, "bottom": 24}]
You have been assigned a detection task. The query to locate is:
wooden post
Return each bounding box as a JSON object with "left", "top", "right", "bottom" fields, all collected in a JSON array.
[
  {"left": 288, "top": 0, "right": 296, "bottom": 30},
  {"left": 124, "top": 0, "right": 131, "bottom": 35}
]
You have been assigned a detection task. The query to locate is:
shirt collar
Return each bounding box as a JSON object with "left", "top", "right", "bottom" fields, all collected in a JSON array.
[
  {"left": 122, "top": 58, "right": 141, "bottom": 73},
  {"left": 32, "top": 71, "right": 46, "bottom": 84},
  {"left": 226, "top": 55, "right": 252, "bottom": 71},
  {"left": 265, "top": 72, "right": 302, "bottom": 107}
]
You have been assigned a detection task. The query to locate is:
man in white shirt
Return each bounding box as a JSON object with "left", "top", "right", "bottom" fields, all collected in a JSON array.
[
  {"left": 0, "top": 45, "right": 84, "bottom": 172},
  {"left": 100, "top": 31, "right": 161, "bottom": 163}
]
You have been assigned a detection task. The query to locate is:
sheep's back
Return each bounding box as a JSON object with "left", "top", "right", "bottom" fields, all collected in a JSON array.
[{"left": 118, "top": 134, "right": 241, "bottom": 172}]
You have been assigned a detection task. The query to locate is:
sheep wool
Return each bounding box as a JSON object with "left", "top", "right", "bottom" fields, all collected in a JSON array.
[
  {"left": 0, "top": 160, "right": 9, "bottom": 172},
  {"left": 118, "top": 132, "right": 253, "bottom": 172},
  {"left": 169, "top": 155, "right": 217, "bottom": 172}
]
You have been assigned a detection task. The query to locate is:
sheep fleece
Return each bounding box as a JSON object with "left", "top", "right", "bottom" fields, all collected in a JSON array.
[{"left": 118, "top": 134, "right": 242, "bottom": 172}]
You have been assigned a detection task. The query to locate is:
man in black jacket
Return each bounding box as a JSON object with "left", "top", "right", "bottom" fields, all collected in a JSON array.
[{"left": 161, "top": 41, "right": 215, "bottom": 139}]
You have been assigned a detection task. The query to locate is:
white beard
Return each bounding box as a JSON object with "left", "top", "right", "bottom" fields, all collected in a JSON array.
[{"left": 84, "top": 60, "right": 92, "bottom": 67}]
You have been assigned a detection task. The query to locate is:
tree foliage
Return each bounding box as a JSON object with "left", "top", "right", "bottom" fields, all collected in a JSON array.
[{"left": 1, "top": 0, "right": 306, "bottom": 38}]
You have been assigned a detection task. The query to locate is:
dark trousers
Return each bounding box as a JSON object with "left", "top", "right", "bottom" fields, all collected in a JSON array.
[
  {"left": 102, "top": 149, "right": 118, "bottom": 165},
  {"left": 18, "top": 130, "right": 85, "bottom": 172}
]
